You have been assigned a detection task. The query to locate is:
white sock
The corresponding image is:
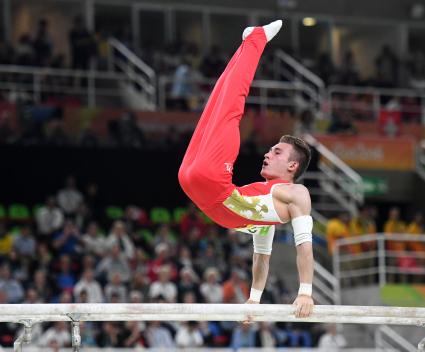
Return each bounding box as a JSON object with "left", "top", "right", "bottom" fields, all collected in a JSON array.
[{"left": 242, "top": 20, "right": 283, "bottom": 42}]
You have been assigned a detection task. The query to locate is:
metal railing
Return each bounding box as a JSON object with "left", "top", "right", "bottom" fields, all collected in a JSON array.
[
  {"left": 157, "top": 75, "right": 320, "bottom": 112},
  {"left": 327, "top": 85, "right": 425, "bottom": 122},
  {"left": 274, "top": 49, "right": 325, "bottom": 113},
  {"left": 107, "top": 38, "right": 157, "bottom": 110},
  {"left": 0, "top": 64, "right": 127, "bottom": 107},
  {"left": 375, "top": 325, "right": 418, "bottom": 352},
  {"left": 303, "top": 134, "right": 364, "bottom": 218},
  {"left": 334, "top": 233, "right": 425, "bottom": 287},
  {"left": 314, "top": 261, "right": 340, "bottom": 305}
]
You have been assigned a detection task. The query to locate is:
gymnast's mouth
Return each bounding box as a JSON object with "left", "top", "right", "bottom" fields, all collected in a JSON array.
[{"left": 262, "top": 161, "right": 269, "bottom": 167}]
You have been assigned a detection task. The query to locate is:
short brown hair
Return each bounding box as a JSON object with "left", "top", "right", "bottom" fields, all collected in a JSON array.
[{"left": 279, "top": 135, "right": 311, "bottom": 180}]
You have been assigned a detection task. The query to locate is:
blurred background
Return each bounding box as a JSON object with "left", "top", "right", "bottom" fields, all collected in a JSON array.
[{"left": 1, "top": 0, "right": 425, "bottom": 351}]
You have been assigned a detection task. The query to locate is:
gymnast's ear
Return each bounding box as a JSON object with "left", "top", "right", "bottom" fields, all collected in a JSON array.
[{"left": 288, "top": 160, "right": 299, "bottom": 171}]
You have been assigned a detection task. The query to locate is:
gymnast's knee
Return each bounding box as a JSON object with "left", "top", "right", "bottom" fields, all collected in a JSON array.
[{"left": 178, "top": 164, "right": 207, "bottom": 190}]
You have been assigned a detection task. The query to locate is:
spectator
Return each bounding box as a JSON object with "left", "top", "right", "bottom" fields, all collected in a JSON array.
[
  {"left": 231, "top": 323, "right": 256, "bottom": 349},
  {"left": 95, "top": 243, "right": 131, "bottom": 283},
  {"left": 97, "top": 322, "right": 122, "bottom": 347},
  {"left": 196, "top": 243, "right": 226, "bottom": 274},
  {"left": 338, "top": 50, "right": 359, "bottom": 85},
  {"left": 177, "top": 267, "right": 200, "bottom": 302},
  {"left": 384, "top": 207, "right": 406, "bottom": 251},
  {"left": 73, "top": 269, "right": 104, "bottom": 303},
  {"left": 0, "top": 221, "right": 13, "bottom": 256},
  {"left": 39, "top": 322, "right": 71, "bottom": 348},
  {"left": 33, "top": 19, "right": 53, "bottom": 66},
  {"left": 121, "top": 321, "right": 144, "bottom": 348},
  {"left": 106, "top": 220, "right": 135, "bottom": 259},
  {"left": 375, "top": 45, "right": 399, "bottom": 87},
  {"left": 149, "top": 265, "right": 177, "bottom": 303},
  {"left": 200, "top": 267, "right": 223, "bottom": 303},
  {"left": 24, "top": 287, "right": 41, "bottom": 304},
  {"left": 35, "top": 196, "right": 64, "bottom": 241},
  {"left": 327, "top": 110, "right": 357, "bottom": 135},
  {"left": 130, "top": 271, "right": 150, "bottom": 300},
  {"left": 169, "top": 60, "right": 194, "bottom": 111},
  {"left": 176, "top": 321, "right": 204, "bottom": 347},
  {"left": 145, "top": 321, "right": 175, "bottom": 348},
  {"left": 53, "top": 255, "right": 76, "bottom": 293},
  {"left": 81, "top": 221, "right": 107, "bottom": 257},
  {"left": 180, "top": 202, "right": 207, "bottom": 238},
  {"left": 200, "top": 45, "right": 226, "bottom": 78},
  {"left": 15, "top": 34, "right": 34, "bottom": 66},
  {"left": 222, "top": 269, "right": 249, "bottom": 303},
  {"left": 13, "top": 225, "right": 36, "bottom": 257},
  {"left": 0, "top": 289, "right": 17, "bottom": 346},
  {"left": 32, "top": 269, "right": 51, "bottom": 302},
  {"left": 52, "top": 220, "right": 82, "bottom": 256},
  {"left": 255, "top": 322, "right": 278, "bottom": 347},
  {"left": 326, "top": 212, "right": 351, "bottom": 255},
  {"left": 0, "top": 264, "right": 24, "bottom": 303},
  {"left": 69, "top": 15, "right": 96, "bottom": 70},
  {"left": 105, "top": 272, "right": 128, "bottom": 303},
  {"left": 57, "top": 176, "right": 84, "bottom": 216},
  {"left": 153, "top": 223, "right": 176, "bottom": 249},
  {"left": 148, "top": 243, "right": 178, "bottom": 282},
  {"left": 318, "top": 324, "right": 347, "bottom": 350},
  {"left": 406, "top": 212, "right": 425, "bottom": 254}
]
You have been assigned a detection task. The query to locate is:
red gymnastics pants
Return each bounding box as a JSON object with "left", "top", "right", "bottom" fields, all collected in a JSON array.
[{"left": 178, "top": 27, "right": 273, "bottom": 229}]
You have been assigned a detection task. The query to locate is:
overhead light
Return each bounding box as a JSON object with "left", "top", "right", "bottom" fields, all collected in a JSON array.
[{"left": 302, "top": 17, "right": 317, "bottom": 26}]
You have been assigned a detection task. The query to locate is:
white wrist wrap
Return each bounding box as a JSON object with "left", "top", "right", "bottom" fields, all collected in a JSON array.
[
  {"left": 249, "top": 288, "right": 263, "bottom": 302},
  {"left": 291, "top": 215, "right": 313, "bottom": 246},
  {"left": 298, "top": 283, "right": 312, "bottom": 296}
]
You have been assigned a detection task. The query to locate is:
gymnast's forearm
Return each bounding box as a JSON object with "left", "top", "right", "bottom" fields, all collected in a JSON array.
[{"left": 252, "top": 252, "right": 270, "bottom": 292}]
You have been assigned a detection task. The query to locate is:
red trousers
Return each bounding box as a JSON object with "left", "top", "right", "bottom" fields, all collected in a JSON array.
[{"left": 178, "top": 28, "right": 269, "bottom": 228}]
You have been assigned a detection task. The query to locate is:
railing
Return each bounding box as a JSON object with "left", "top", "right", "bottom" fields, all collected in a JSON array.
[
  {"left": 2, "top": 303, "right": 425, "bottom": 352},
  {"left": 157, "top": 75, "right": 320, "bottom": 112},
  {"left": 107, "top": 38, "right": 157, "bottom": 110},
  {"left": 0, "top": 64, "right": 127, "bottom": 107},
  {"left": 327, "top": 85, "right": 425, "bottom": 122},
  {"left": 314, "top": 261, "right": 340, "bottom": 305},
  {"left": 334, "top": 233, "right": 425, "bottom": 287},
  {"left": 302, "top": 134, "right": 364, "bottom": 217},
  {"left": 417, "top": 139, "right": 425, "bottom": 181},
  {"left": 375, "top": 325, "right": 418, "bottom": 352},
  {"left": 274, "top": 50, "right": 325, "bottom": 113}
]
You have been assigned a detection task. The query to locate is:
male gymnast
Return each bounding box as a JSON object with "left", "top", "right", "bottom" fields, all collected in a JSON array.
[{"left": 178, "top": 20, "right": 314, "bottom": 318}]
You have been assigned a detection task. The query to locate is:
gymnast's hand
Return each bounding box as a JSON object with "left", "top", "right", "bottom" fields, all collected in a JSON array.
[
  {"left": 242, "top": 298, "right": 259, "bottom": 324},
  {"left": 293, "top": 295, "right": 314, "bottom": 318}
]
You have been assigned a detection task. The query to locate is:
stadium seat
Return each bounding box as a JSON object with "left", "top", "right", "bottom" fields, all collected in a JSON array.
[
  {"left": 106, "top": 206, "right": 124, "bottom": 220},
  {"left": 8, "top": 203, "right": 30, "bottom": 221},
  {"left": 0, "top": 204, "right": 6, "bottom": 220},
  {"left": 150, "top": 207, "right": 171, "bottom": 224},
  {"left": 173, "top": 207, "right": 186, "bottom": 224}
]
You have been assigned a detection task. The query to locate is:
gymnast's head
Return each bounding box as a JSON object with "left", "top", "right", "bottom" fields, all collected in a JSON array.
[{"left": 260, "top": 135, "right": 311, "bottom": 182}]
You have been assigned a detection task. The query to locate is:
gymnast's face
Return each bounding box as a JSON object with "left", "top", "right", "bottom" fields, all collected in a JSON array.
[{"left": 261, "top": 142, "right": 298, "bottom": 181}]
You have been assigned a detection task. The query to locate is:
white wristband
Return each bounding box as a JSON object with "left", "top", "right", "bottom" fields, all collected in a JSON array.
[
  {"left": 298, "top": 283, "right": 312, "bottom": 296},
  {"left": 249, "top": 288, "right": 263, "bottom": 302}
]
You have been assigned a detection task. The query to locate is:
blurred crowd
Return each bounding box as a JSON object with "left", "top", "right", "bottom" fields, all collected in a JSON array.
[
  {"left": 0, "top": 176, "right": 328, "bottom": 349},
  {"left": 326, "top": 206, "right": 425, "bottom": 284}
]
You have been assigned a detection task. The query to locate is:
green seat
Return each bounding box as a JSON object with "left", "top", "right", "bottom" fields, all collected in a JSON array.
[
  {"left": 173, "top": 207, "right": 186, "bottom": 224},
  {"left": 150, "top": 207, "right": 171, "bottom": 224},
  {"left": 32, "top": 204, "right": 43, "bottom": 217},
  {"left": 8, "top": 203, "right": 30, "bottom": 221},
  {"left": 0, "top": 204, "right": 6, "bottom": 219},
  {"left": 137, "top": 229, "right": 154, "bottom": 244},
  {"left": 106, "top": 206, "right": 124, "bottom": 220}
]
